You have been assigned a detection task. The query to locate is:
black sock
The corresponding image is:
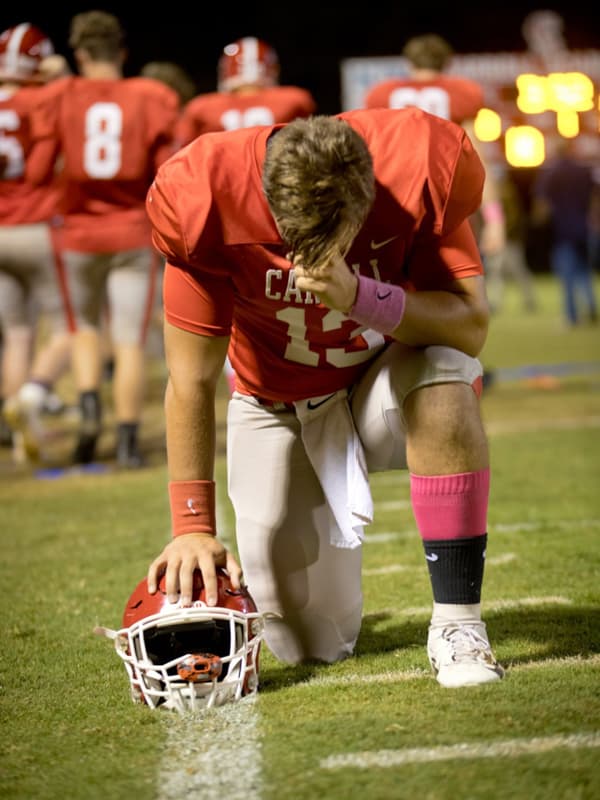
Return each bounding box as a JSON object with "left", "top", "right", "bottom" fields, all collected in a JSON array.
[
  {"left": 423, "top": 534, "right": 487, "bottom": 604},
  {"left": 117, "top": 422, "right": 138, "bottom": 450},
  {"left": 79, "top": 390, "right": 101, "bottom": 428}
]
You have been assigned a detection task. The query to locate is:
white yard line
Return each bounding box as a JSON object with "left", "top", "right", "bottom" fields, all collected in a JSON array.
[
  {"left": 363, "top": 552, "right": 516, "bottom": 575},
  {"left": 364, "top": 519, "right": 600, "bottom": 541},
  {"left": 376, "top": 499, "right": 411, "bottom": 510},
  {"left": 367, "top": 595, "right": 574, "bottom": 619},
  {"left": 485, "top": 415, "right": 600, "bottom": 435},
  {"left": 363, "top": 564, "right": 411, "bottom": 575},
  {"left": 158, "top": 699, "right": 263, "bottom": 800},
  {"left": 320, "top": 731, "right": 600, "bottom": 769},
  {"left": 301, "top": 653, "right": 600, "bottom": 689},
  {"left": 156, "top": 498, "right": 263, "bottom": 800}
]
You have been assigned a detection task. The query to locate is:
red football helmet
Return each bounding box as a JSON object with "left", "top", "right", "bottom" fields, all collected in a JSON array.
[
  {"left": 217, "top": 37, "right": 279, "bottom": 92},
  {"left": 0, "top": 23, "right": 54, "bottom": 83},
  {"left": 96, "top": 568, "right": 264, "bottom": 713}
]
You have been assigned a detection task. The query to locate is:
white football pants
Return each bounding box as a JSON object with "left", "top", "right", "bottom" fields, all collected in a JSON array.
[{"left": 227, "top": 343, "right": 483, "bottom": 664}]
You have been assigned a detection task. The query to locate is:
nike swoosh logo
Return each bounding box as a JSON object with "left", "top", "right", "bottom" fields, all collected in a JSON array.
[
  {"left": 377, "top": 290, "right": 392, "bottom": 300},
  {"left": 186, "top": 498, "right": 199, "bottom": 515},
  {"left": 371, "top": 235, "right": 399, "bottom": 250},
  {"left": 425, "top": 553, "right": 439, "bottom": 562},
  {"left": 307, "top": 392, "right": 336, "bottom": 411}
]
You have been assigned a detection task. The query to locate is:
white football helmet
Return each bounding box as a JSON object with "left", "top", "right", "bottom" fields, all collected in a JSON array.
[{"left": 96, "top": 568, "right": 265, "bottom": 713}]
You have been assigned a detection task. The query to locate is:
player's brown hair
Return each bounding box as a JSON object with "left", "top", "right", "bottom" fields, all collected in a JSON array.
[
  {"left": 69, "top": 11, "right": 125, "bottom": 61},
  {"left": 140, "top": 61, "right": 197, "bottom": 106},
  {"left": 402, "top": 34, "right": 453, "bottom": 72},
  {"left": 263, "top": 116, "right": 375, "bottom": 268}
]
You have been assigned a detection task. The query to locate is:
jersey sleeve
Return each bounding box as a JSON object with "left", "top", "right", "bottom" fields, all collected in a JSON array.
[
  {"left": 406, "top": 219, "right": 483, "bottom": 289},
  {"left": 146, "top": 167, "right": 190, "bottom": 267},
  {"left": 429, "top": 124, "right": 485, "bottom": 236},
  {"left": 25, "top": 78, "right": 68, "bottom": 184},
  {"left": 163, "top": 260, "right": 234, "bottom": 337},
  {"left": 150, "top": 151, "right": 236, "bottom": 337}
]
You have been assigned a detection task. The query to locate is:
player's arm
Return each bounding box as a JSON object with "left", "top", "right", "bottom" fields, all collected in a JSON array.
[
  {"left": 164, "top": 320, "right": 225, "bottom": 480},
  {"left": 390, "top": 274, "right": 489, "bottom": 356},
  {"left": 25, "top": 138, "right": 61, "bottom": 184},
  {"left": 26, "top": 81, "right": 64, "bottom": 184},
  {"left": 147, "top": 321, "right": 242, "bottom": 607},
  {"left": 294, "top": 221, "right": 489, "bottom": 358}
]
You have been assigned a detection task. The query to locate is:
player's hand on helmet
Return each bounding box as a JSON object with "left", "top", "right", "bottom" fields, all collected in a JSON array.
[
  {"left": 292, "top": 249, "right": 358, "bottom": 313},
  {"left": 147, "top": 533, "right": 243, "bottom": 607}
]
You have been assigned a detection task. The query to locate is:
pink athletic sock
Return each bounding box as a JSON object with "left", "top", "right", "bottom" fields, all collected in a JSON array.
[{"left": 410, "top": 468, "right": 490, "bottom": 540}]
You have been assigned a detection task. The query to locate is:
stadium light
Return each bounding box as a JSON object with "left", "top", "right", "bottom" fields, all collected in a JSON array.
[
  {"left": 474, "top": 108, "right": 502, "bottom": 141},
  {"left": 556, "top": 110, "right": 580, "bottom": 137},
  {"left": 516, "top": 74, "right": 548, "bottom": 114},
  {"left": 547, "top": 72, "right": 595, "bottom": 112},
  {"left": 505, "top": 125, "right": 545, "bottom": 167}
]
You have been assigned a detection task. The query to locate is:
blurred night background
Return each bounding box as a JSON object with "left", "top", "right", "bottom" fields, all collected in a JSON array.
[
  {"left": 4, "top": 1, "right": 600, "bottom": 273},
  {"left": 4, "top": 2, "right": 599, "bottom": 111}
]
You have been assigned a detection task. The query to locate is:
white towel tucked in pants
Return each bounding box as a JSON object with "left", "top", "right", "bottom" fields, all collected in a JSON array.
[{"left": 294, "top": 389, "right": 373, "bottom": 549}]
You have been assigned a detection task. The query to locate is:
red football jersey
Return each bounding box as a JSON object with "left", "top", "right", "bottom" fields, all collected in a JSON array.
[
  {"left": 147, "top": 108, "right": 484, "bottom": 402},
  {"left": 0, "top": 86, "right": 61, "bottom": 225},
  {"left": 177, "top": 85, "right": 316, "bottom": 146},
  {"left": 364, "top": 74, "right": 485, "bottom": 125},
  {"left": 27, "top": 75, "right": 179, "bottom": 251}
]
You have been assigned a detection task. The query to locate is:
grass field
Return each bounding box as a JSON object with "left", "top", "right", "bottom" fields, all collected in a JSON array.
[{"left": 1, "top": 274, "right": 599, "bottom": 800}]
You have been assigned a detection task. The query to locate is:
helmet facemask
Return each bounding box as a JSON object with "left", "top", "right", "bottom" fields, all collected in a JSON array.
[{"left": 95, "top": 571, "right": 265, "bottom": 713}]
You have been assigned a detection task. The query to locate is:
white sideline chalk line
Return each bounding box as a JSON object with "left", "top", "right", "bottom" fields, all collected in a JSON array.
[
  {"left": 377, "top": 499, "right": 411, "bottom": 510},
  {"left": 363, "top": 564, "right": 410, "bottom": 575},
  {"left": 363, "top": 552, "right": 516, "bottom": 575},
  {"left": 156, "top": 501, "right": 262, "bottom": 800},
  {"left": 486, "top": 415, "right": 600, "bottom": 435},
  {"left": 320, "top": 731, "right": 600, "bottom": 769},
  {"left": 366, "top": 595, "right": 573, "bottom": 619},
  {"left": 364, "top": 518, "right": 600, "bottom": 541},
  {"left": 158, "top": 699, "right": 262, "bottom": 800},
  {"left": 300, "top": 653, "right": 600, "bottom": 689}
]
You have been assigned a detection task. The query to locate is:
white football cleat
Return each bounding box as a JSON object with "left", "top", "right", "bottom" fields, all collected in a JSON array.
[{"left": 427, "top": 620, "right": 504, "bottom": 687}]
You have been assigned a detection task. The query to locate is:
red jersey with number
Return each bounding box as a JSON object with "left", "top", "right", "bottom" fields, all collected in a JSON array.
[
  {"left": 27, "top": 75, "right": 179, "bottom": 251},
  {"left": 0, "top": 86, "right": 61, "bottom": 225},
  {"left": 364, "top": 74, "right": 484, "bottom": 124},
  {"left": 176, "top": 85, "right": 316, "bottom": 146},
  {"left": 147, "top": 107, "right": 484, "bottom": 402}
]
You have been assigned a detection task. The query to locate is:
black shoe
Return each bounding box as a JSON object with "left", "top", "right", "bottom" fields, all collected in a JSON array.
[
  {"left": 116, "top": 445, "right": 145, "bottom": 470},
  {"left": 115, "top": 422, "right": 144, "bottom": 469},
  {"left": 72, "top": 433, "right": 98, "bottom": 464}
]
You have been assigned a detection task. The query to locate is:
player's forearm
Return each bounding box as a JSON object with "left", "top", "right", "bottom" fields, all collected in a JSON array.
[
  {"left": 349, "top": 274, "right": 489, "bottom": 357},
  {"left": 165, "top": 377, "right": 217, "bottom": 481},
  {"left": 393, "top": 287, "right": 489, "bottom": 357}
]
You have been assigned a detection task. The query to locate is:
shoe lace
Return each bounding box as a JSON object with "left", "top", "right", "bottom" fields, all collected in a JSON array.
[{"left": 441, "top": 625, "right": 492, "bottom": 662}]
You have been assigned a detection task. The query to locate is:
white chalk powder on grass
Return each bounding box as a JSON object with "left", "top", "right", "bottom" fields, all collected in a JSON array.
[{"left": 157, "top": 696, "right": 263, "bottom": 800}]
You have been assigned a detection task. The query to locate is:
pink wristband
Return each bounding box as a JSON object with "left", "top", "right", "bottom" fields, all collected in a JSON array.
[
  {"left": 349, "top": 274, "right": 406, "bottom": 335},
  {"left": 481, "top": 201, "right": 504, "bottom": 224},
  {"left": 168, "top": 480, "right": 216, "bottom": 538}
]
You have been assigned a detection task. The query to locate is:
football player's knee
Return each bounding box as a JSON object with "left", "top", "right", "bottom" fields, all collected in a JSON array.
[
  {"left": 422, "top": 345, "right": 482, "bottom": 384},
  {"left": 264, "top": 615, "right": 358, "bottom": 665}
]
